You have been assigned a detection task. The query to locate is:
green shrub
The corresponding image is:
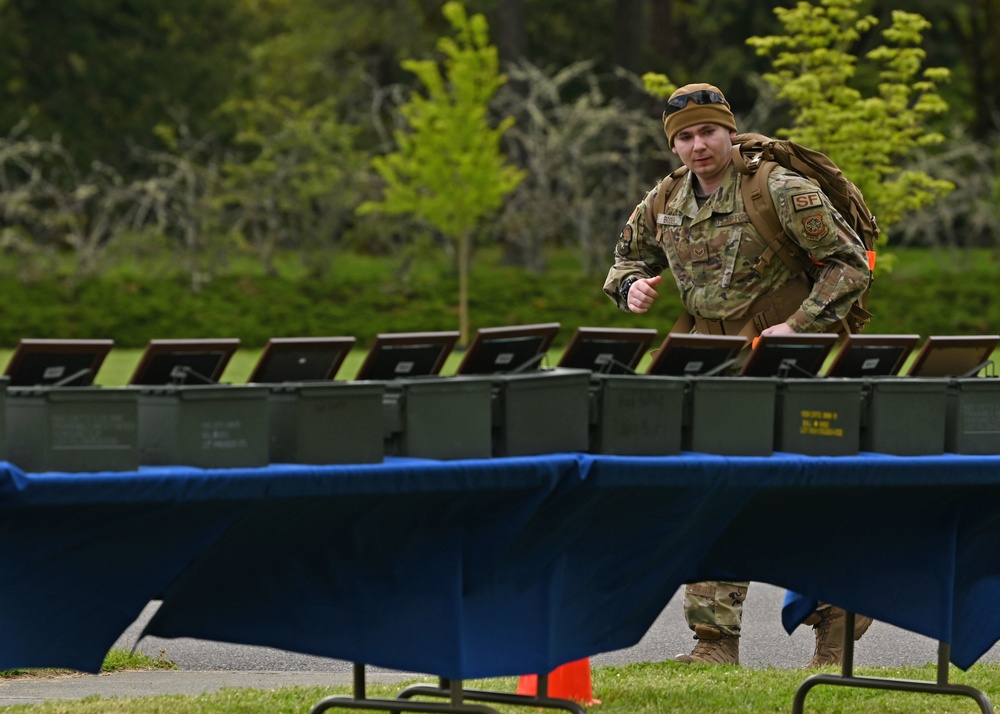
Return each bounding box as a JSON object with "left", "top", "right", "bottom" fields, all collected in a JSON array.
[{"left": 0, "top": 247, "right": 995, "bottom": 349}]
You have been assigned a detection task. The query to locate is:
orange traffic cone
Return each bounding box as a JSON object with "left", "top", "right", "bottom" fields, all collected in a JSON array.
[{"left": 517, "top": 658, "right": 601, "bottom": 706}]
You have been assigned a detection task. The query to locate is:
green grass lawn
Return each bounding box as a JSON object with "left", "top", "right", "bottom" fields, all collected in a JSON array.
[{"left": 3, "top": 661, "right": 1000, "bottom": 712}]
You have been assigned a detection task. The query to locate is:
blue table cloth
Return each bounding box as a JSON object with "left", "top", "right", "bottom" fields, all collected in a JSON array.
[{"left": 3, "top": 452, "right": 1000, "bottom": 678}]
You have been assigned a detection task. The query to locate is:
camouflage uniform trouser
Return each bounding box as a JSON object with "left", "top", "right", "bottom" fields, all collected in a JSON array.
[
  {"left": 685, "top": 581, "right": 838, "bottom": 638},
  {"left": 683, "top": 581, "right": 749, "bottom": 637}
]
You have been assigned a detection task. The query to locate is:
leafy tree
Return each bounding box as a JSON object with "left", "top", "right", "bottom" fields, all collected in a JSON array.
[
  {"left": 358, "top": 2, "right": 525, "bottom": 345},
  {"left": 213, "top": 97, "right": 366, "bottom": 276},
  {"left": 491, "top": 60, "right": 670, "bottom": 275},
  {"left": 121, "top": 126, "right": 232, "bottom": 293},
  {"left": 0, "top": 123, "right": 142, "bottom": 280},
  {"left": 644, "top": 0, "right": 952, "bottom": 256},
  {"left": 235, "top": 0, "right": 440, "bottom": 141},
  {"left": 874, "top": 0, "right": 1000, "bottom": 139},
  {"left": 890, "top": 129, "right": 1000, "bottom": 249},
  {"left": 0, "top": 0, "right": 256, "bottom": 172}
]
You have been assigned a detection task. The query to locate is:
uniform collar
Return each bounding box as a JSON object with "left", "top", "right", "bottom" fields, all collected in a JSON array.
[{"left": 677, "top": 163, "right": 739, "bottom": 220}]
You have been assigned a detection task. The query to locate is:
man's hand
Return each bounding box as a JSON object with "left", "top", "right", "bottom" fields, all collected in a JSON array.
[
  {"left": 627, "top": 275, "right": 662, "bottom": 313},
  {"left": 759, "top": 322, "right": 796, "bottom": 337}
]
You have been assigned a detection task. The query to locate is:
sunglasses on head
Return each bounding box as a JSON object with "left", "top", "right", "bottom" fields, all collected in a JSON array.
[{"left": 663, "top": 89, "right": 727, "bottom": 116}]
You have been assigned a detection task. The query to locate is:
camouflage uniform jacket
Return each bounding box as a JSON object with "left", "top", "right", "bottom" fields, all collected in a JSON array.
[{"left": 602, "top": 162, "right": 871, "bottom": 332}]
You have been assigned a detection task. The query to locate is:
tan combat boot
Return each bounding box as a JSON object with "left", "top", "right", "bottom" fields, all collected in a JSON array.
[
  {"left": 673, "top": 624, "right": 740, "bottom": 665},
  {"left": 805, "top": 607, "right": 874, "bottom": 667}
]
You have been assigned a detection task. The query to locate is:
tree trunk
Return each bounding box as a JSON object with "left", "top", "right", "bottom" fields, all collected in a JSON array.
[
  {"left": 458, "top": 228, "right": 471, "bottom": 347},
  {"left": 495, "top": 0, "right": 527, "bottom": 67},
  {"left": 965, "top": 0, "right": 1000, "bottom": 137},
  {"left": 648, "top": 0, "right": 677, "bottom": 68},
  {"left": 612, "top": 0, "right": 645, "bottom": 101}
]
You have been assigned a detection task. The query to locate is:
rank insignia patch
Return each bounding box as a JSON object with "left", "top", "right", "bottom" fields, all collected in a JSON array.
[{"left": 802, "top": 214, "right": 829, "bottom": 240}]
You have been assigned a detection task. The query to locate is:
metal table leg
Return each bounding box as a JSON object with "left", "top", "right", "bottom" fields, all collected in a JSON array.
[
  {"left": 310, "top": 663, "right": 501, "bottom": 714},
  {"left": 395, "top": 672, "right": 587, "bottom": 714},
  {"left": 792, "top": 613, "right": 993, "bottom": 714}
]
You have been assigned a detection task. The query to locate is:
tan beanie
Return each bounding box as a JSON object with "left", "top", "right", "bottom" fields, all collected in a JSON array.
[{"left": 662, "top": 83, "right": 738, "bottom": 146}]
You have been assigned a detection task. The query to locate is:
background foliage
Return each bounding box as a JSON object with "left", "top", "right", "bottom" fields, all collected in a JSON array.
[
  {"left": 1, "top": 0, "right": 998, "bottom": 346},
  {"left": 0, "top": 247, "right": 991, "bottom": 349}
]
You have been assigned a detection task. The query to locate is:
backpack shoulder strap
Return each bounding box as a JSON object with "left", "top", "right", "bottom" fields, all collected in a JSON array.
[
  {"left": 646, "top": 165, "right": 689, "bottom": 224},
  {"left": 646, "top": 165, "right": 692, "bottom": 331},
  {"left": 734, "top": 144, "right": 816, "bottom": 279}
]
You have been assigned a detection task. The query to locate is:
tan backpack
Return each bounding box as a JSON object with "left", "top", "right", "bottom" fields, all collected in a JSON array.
[{"left": 654, "top": 132, "right": 877, "bottom": 334}]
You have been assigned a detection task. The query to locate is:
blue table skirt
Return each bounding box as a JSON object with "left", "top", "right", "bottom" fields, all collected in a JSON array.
[{"left": 3, "top": 452, "right": 1000, "bottom": 678}]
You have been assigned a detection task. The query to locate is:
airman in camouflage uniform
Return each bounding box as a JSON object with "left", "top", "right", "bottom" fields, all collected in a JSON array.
[{"left": 603, "top": 83, "right": 873, "bottom": 667}]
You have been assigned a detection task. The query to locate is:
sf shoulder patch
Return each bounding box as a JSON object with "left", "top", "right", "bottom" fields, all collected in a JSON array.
[
  {"left": 731, "top": 132, "right": 879, "bottom": 333},
  {"left": 792, "top": 191, "right": 823, "bottom": 211},
  {"left": 802, "top": 214, "right": 829, "bottom": 241}
]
